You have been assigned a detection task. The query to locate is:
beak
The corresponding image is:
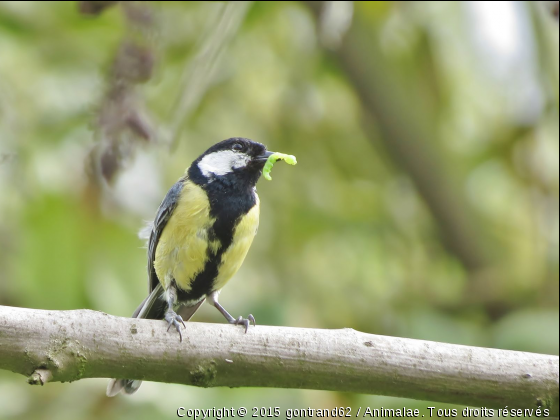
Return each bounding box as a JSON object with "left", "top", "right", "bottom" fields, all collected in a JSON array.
[{"left": 255, "top": 150, "right": 274, "bottom": 162}]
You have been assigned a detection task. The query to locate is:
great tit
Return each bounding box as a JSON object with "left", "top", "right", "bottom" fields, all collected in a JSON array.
[{"left": 107, "top": 137, "right": 274, "bottom": 396}]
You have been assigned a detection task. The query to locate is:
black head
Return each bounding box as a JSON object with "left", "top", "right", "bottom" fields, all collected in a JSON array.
[{"left": 188, "top": 138, "right": 273, "bottom": 190}]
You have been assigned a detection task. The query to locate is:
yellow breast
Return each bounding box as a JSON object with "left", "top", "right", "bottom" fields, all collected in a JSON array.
[
  {"left": 153, "top": 181, "right": 260, "bottom": 295},
  {"left": 213, "top": 195, "right": 260, "bottom": 291},
  {"left": 154, "top": 182, "right": 215, "bottom": 292}
]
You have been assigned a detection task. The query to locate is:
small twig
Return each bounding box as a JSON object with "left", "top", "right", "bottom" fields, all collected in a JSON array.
[
  {"left": 27, "top": 369, "right": 53, "bottom": 386},
  {"left": 86, "top": 1, "right": 156, "bottom": 185},
  {"left": 168, "top": 1, "right": 252, "bottom": 150}
]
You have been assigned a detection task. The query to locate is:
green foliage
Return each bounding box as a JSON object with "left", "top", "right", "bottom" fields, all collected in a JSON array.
[{"left": 0, "top": 1, "right": 558, "bottom": 419}]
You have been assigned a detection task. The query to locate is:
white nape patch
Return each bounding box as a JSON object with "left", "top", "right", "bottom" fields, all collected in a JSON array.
[{"left": 198, "top": 150, "right": 250, "bottom": 178}]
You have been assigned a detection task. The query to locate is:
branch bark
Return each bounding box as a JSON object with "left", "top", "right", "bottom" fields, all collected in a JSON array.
[{"left": 0, "top": 306, "right": 558, "bottom": 412}]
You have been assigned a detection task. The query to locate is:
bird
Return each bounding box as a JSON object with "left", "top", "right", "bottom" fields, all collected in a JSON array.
[{"left": 107, "top": 137, "right": 275, "bottom": 397}]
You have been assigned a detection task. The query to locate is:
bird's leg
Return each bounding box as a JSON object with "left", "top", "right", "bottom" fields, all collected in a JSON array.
[
  {"left": 208, "top": 291, "right": 256, "bottom": 333},
  {"left": 164, "top": 282, "right": 186, "bottom": 342}
]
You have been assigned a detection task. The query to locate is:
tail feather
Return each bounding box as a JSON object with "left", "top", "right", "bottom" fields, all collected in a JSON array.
[
  {"left": 106, "top": 379, "right": 142, "bottom": 397},
  {"left": 106, "top": 285, "right": 165, "bottom": 397}
]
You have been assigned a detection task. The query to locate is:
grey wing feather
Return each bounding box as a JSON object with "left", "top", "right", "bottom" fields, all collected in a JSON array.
[
  {"left": 133, "top": 283, "right": 165, "bottom": 319},
  {"left": 147, "top": 179, "right": 185, "bottom": 293}
]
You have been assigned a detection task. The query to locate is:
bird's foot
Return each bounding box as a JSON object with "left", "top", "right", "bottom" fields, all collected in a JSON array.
[
  {"left": 230, "top": 314, "right": 256, "bottom": 333},
  {"left": 165, "top": 310, "right": 186, "bottom": 342}
]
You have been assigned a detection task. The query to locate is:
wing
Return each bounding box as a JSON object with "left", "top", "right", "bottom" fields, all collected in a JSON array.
[
  {"left": 148, "top": 178, "right": 185, "bottom": 293},
  {"left": 132, "top": 283, "right": 166, "bottom": 319}
]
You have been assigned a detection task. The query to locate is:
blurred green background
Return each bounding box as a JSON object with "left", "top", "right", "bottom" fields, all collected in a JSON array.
[{"left": 0, "top": 1, "right": 558, "bottom": 419}]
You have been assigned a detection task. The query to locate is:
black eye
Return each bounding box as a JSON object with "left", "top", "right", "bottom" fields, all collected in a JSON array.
[{"left": 232, "top": 143, "right": 243, "bottom": 151}]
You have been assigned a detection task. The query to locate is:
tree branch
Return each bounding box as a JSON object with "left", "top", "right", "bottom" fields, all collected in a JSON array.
[{"left": 0, "top": 305, "right": 558, "bottom": 412}]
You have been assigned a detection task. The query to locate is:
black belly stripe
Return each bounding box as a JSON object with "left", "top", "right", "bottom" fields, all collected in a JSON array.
[{"left": 176, "top": 180, "right": 257, "bottom": 303}]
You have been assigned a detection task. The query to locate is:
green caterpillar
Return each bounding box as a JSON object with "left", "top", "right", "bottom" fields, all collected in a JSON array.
[{"left": 263, "top": 152, "right": 297, "bottom": 181}]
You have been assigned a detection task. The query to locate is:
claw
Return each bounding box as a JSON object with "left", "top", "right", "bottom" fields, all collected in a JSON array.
[
  {"left": 165, "top": 311, "right": 185, "bottom": 342},
  {"left": 231, "top": 314, "right": 255, "bottom": 333}
]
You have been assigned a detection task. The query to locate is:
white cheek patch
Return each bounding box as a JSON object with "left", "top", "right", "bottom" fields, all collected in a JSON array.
[{"left": 198, "top": 150, "right": 250, "bottom": 177}]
